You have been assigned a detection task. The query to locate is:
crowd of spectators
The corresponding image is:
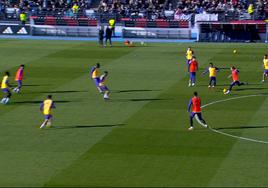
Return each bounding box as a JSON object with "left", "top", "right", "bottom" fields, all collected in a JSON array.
[
  {"left": 0, "top": 0, "right": 267, "bottom": 21},
  {"left": 97, "top": 0, "right": 268, "bottom": 20},
  {"left": 98, "top": 0, "right": 169, "bottom": 19},
  {"left": 0, "top": 0, "right": 92, "bottom": 19}
]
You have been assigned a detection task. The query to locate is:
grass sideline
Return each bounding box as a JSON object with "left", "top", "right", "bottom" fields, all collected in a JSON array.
[{"left": 0, "top": 39, "right": 268, "bottom": 186}]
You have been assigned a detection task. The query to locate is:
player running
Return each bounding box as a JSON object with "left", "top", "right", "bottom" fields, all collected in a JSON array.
[
  {"left": 13, "top": 64, "right": 25, "bottom": 93},
  {"left": 1, "top": 71, "right": 12, "bottom": 104},
  {"left": 186, "top": 47, "right": 194, "bottom": 64},
  {"left": 202, "top": 63, "right": 219, "bottom": 88},
  {"left": 224, "top": 66, "right": 247, "bottom": 94},
  {"left": 99, "top": 71, "right": 110, "bottom": 100},
  {"left": 187, "top": 91, "right": 208, "bottom": 131},
  {"left": 90, "top": 63, "right": 102, "bottom": 93},
  {"left": 40, "top": 95, "right": 56, "bottom": 129},
  {"left": 188, "top": 56, "right": 198, "bottom": 87},
  {"left": 261, "top": 54, "right": 268, "bottom": 83}
]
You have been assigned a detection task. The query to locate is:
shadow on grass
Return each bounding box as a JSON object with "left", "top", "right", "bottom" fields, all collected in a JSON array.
[
  {"left": 47, "top": 124, "right": 125, "bottom": 130},
  {"left": 214, "top": 125, "right": 268, "bottom": 130},
  {"left": 199, "top": 84, "right": 229, "bottom": 87},
  {"left": 40, "top": 90, "right": 88, "bottom": 94},
  {"left": 112, "top": 98, "right": 171, "bottom": 102},
  {"left": 23, "top": 84, "right": 52, "bottom": 86},
  {"left": 114, "top": 89, "right": 161, "bottom": 93},
  {"left": 235, "top": 87, "right": 267, "bottom": 91},
  {"left": 129, "top": 98, "right": 169, "bottom": 102},
  {"left": 13, "top": 100, "right": 72, "bottom": 104},
  {"left": 200, "top": 83, "right": 263, "bottom": 87}
]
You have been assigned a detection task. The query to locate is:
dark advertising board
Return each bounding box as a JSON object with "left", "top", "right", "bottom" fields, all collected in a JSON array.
[{"left": 0, "top": 24, "right": 30, "bottom": 35}]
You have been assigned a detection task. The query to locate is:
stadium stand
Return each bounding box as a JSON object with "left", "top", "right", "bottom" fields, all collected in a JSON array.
[{"left": 0, "top": 0, "right": 267, "bottom": 23}]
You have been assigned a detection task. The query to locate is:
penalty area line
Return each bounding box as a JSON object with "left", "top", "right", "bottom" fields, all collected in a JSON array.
[{"left": 195, "top": 94, "right": 268, "bottom": 144}]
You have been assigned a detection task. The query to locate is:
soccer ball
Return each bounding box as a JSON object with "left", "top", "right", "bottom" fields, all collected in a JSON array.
[
  {"left": 223, "top": 88, "right": 227, "bottom": 93},
  {"left": 233, "top": 49, "right": 237, "bottom": 54}
]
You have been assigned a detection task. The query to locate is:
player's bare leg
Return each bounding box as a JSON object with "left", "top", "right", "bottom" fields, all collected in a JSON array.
[
  {"left": 262, "top": 73, "right": 267, "bottom": 82},
  {"left": 40, "top": 120, "right": 49, "bottom": 129}
]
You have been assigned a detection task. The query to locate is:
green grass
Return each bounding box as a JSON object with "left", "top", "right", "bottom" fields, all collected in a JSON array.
[{"left": 0, "top": 39, "right": 268, "bottom": 187}]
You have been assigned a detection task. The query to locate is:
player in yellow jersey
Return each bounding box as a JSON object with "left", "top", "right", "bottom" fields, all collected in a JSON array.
[
  {"left": 186, "top": 47, "right": 194, "bottom": 64},
  {"left": 1, "top": 72, "right": 12, "bottom": 104},
  {"left": 40, "top": 95, "right": 56, "bottom": 129},
  {"left": 202, "top": 63, "right": 219, "bottom": 88},
  {"left": 99, "top": 71, "right": 110, "bottom": 100},
  {"left": 90, "top": 63, "right": 102, "bottom": 93},
  {"left": 262, "top": 54, "right": 268, "bottom": 82}
]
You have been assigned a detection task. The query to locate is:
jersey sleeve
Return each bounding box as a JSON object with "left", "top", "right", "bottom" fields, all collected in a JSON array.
[
  {"left": 90, "top": 67, "right": 95, "bottom": 76},
  {"left": 187, "top": 99, "right": 192, "bottom": 112},
  {"left": 51, "top": 102, "right": 56, "bottom": 109},
  {"left": 40, "top": 103, "right": 44, "bottom": 111},
  {"left": 203, "top": 67, "right": 209, "bottom": 75}
]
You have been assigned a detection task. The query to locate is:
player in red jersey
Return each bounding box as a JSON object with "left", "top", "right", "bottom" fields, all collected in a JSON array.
[
  {"left": 13, "top": 64, "right": 25, "bottom": 93},
  {"left": 188, "top": 57, "right": 198, "bottom": 87},
  {"left": 187, "top": 91, "right": 208, "bottom": 130},
  {"left": 224, "top": 66, "right": 247, "bottom": 94}
]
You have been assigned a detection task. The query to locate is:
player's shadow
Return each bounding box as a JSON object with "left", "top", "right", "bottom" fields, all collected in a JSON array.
[
  {"left": 13, "top": 100, "right": 72, "bottom": 104},
  {"left": 112, "top": 98, "right": 171, "bottom": 102},
  {"left": 23, "top": 84, "right": 52, "bottom": 86},
  {"left": 199, "top": 84, "right": 229, "bottom": 87},
  {"left": 115, "top": 89, "right": 161, "bottom": 93},
  {"left": 214, "top": 125, "right": 268, "bottom": 130},
  {"left": 40, "top": 90, "right": 88, "bottom": 94},
  {"left": 48, "top": 124, "right": 125, "bottom": 130},
  {"left": 235, "top": 87, "right": 267, "bottom": 91},
  {"left": 129, "top": 98, "right": 169, "bottom": 102}
]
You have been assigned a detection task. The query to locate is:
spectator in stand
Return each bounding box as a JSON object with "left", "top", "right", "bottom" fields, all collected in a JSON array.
[
  {"left": 19, "top": 11, "right": 26, "bottom": 25},
  {"left": 109, "top": 18, "right": 116, "bottom": 37},
  {"left": 72, "top": 3, "right": 79, "bottom": 17},
  {"left": 248, "top": 3, "right": 254, "bottom": 19}
]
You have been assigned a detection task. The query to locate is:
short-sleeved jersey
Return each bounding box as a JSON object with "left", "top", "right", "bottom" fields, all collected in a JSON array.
[
  {"left": 72, "top": 5, "right": 79, "bottom": 13},
  {"left": 189, "top": 96, "right": 201, "bottom": 113},
  {"left": 189, "top": 59, "right": 198, "bottom": 72},
  {"left": 15, "top": 67, "right": 24, "bottom": 81},
  {"left": 91, "top": 67, "right": 100, "bottom": 79},
  {"left": 42, "top": 99, "right": 54, "bottom": 115},
  {"left": 109, "top": 19, "right": 115, "bottom": 27},
  {"left": 209, "top": 67, "right": 218, "bottom": 77},
  {"left": 232, "top": 69, "right": 239, "bottom": 81},
  {"left": 186, "top": 49, "right": 193, "bottom": 60},
  {"left": 264, "top": 58, "right": 268, "bottom": 69},
  {"left": 1, "top": 75, "right": 9, "bottom": 89}
]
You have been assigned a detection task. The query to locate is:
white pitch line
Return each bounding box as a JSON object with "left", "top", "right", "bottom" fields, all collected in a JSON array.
[
  {"left": 209, "top": 127, "right": 268, "bottom": 144},
  {"left": 195, "top": 94, "right": 268, "bottom": 144}
]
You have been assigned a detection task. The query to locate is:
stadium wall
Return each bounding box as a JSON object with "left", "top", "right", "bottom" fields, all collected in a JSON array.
[
  {"left": 197, "top": 21, "right": 267, "bottom": 42},
  {"left": 0, "top": 19, "right": 267, "bottom": 43}
]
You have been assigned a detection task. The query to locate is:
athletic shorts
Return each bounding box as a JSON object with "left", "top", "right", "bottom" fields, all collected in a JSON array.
[
  {"left": 16, "top": 80, "right": 22, "bottom": 86},
  {"left": 93, "top": 78, "right": 100, "bottom": 86},
  {"left": 44, "top": 114, "right": 52, "bottom": 120},
  {"left": 2, "top": 88, "right": 9, "bottom": 93},
  {"left": 189, "top": 72, "right": 196, "bottom": 79},
  {"left": 190, "top": 112, "right": 203, "bottom": 119},
  {"left": 264, "top": 70, "right": 268, "bottom": 75},
  {"left": 210, "top": 77, "right": 216, "bottom": 81},
  {"left": 100, "top": 85, "right": 109, "bottom": 91}
]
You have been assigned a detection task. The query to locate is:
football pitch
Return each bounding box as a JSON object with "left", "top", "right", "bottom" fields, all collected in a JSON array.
[{"left": 0, "top": 39, "right": 268, "bottom": 187}]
